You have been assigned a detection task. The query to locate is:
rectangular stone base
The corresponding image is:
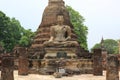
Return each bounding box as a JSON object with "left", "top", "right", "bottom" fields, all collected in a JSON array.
[{"left": 44, "top": 47, "right": 77, "bottom": 59}]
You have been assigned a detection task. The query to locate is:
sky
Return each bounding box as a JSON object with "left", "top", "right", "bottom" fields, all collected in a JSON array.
[{"left": 0, "top": 0, "right": 120, "bottom": 49}]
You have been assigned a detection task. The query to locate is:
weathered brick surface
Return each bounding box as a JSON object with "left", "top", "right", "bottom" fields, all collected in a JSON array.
[
  {"left": 18, "top": 56, "right": 29, "bottom": 75},
  {"left": 106, "top": 55, "right": 119, "bottom": 80},
  {"left": 93, "top": 49, "right": 102, "bottom": 76},
  {"left": 1, "top": 56, "right": 14, "bottom": 80},
  {"left": 18, "top": 47, "right": 29, "bottom": 75}
]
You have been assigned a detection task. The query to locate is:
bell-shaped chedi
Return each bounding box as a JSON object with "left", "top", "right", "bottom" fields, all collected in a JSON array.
[{"left": 30, "top": 0, "right": 78, "bottom": 56}]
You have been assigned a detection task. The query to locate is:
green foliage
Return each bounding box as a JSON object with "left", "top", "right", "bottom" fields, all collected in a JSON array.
[
  {"left": 92, "top": 39, "right": 119, "bottom": 54},
  {"left": 0, "top": 11, "right": 35, "bottom": 52},
  {"left": 66, "top": 6, "right": 88, "bottom": 50},
  {"left": 0, "top": 11, "right": 18, "bottom": 52},
  {"left": 91, "top": 43, "right": 101, "bottom": 53},
  {"left": 19, "top": 29, "right": 35, "bottom": 47},
  {"left": 19, "top": 36, "right": 29, "bottom": 47}
]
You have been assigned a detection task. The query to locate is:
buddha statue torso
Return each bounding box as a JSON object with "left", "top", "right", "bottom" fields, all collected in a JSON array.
[{"left": 51, "top": 25, "right": 70, "bottom": 42}]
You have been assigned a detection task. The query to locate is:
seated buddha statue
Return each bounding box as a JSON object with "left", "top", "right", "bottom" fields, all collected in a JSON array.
[{"left": 43, "top": 13, "right": 79, "bottom": 47}]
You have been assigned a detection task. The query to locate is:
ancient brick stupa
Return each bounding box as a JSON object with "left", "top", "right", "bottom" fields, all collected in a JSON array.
[{"left": 29, "top": 0, "right": 79, "bottom": 58}]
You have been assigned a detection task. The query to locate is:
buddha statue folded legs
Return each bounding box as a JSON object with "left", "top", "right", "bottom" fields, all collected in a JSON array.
[{"left": 43, "top": 40, "right": 79, "bottom": 47}]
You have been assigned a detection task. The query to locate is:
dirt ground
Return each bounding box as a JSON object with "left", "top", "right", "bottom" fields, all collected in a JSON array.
[
  {"left": 1, "top": 70, "right": 120, "bottom": 80},
  {"left": 14, "top": 71, "right": 106, "bottom": 80}
]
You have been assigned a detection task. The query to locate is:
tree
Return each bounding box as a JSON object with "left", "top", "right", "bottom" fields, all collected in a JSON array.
[
  {"left": 19, "top": 29, "right": 35, "bottom": 47},
  {"left": 92, "top": 39, "right": 119, "bottom": 54},
  {"left": 0, "top": 11, "right": 15, "bottom": 52},
  {"left": 0, "top": 11, "right": 35, "bottom": 52},
  {"left": 66, "top": 6, "right": 88, "bottom": 50}
]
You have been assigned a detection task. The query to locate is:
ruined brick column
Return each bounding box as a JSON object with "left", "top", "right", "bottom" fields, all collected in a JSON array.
[
  {"left": 18, "top": 47, "right": 29, "bottom": 75},
  {"left": 1, "top": 55, "right": 14, "bottom": 80},
  {"left": 106, "top": 55, "right": 119, "bottom": 80},
  {"left": 93, "top": 49, "right": 103, "bottom": 75}
]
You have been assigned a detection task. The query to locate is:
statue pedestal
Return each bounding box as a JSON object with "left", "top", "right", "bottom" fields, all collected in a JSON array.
[{"left": 44, "top": 47, "right": 78, "bottom": 59}]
